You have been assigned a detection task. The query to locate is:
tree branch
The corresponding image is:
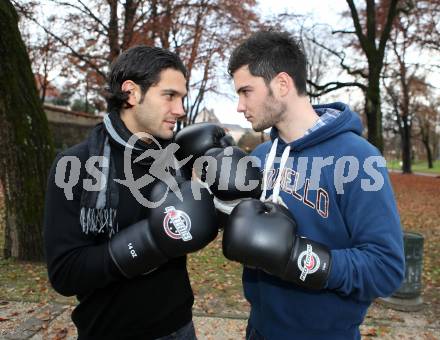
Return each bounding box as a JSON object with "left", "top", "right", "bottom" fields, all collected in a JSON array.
[
  {"left": 307, "top": 79, "right": 367, "bottom": 97},
  {"left": 366, "top": 0, "right": 377, "bottom": 50},
  {"left": 308, "top": 36, "right": 368, "bottom": 79},
  {"left": 378, "top": 0, "right": 400, "bottom": 59},
  {"left": 332, "top": 29, "right": 356, "bottom": 34},
  {"left": 48, "top": 0, "right": 109, "bottom": 32},
  {"left": 15, "top": 2, "right": 106, "bottom": 79},
  {"left": 346, "top": 0, "right": 369, "bottom": 53}
]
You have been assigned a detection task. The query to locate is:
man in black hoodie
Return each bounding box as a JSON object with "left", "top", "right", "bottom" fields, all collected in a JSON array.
[{"left": 44, "top": 45, "right": 220, "bottom": 339}]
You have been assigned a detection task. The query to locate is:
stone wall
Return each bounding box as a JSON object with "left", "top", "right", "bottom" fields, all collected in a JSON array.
[{"left": 44, "top": 104, "right": 102, "bottom": 153}]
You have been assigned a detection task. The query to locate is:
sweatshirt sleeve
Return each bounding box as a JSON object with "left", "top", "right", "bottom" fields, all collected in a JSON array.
[
  {"left": 44, "top": 148, "right": 123, "bottom": 297},
  {"left": 326, "top": 151, "right": 405, "bottom": 302}
]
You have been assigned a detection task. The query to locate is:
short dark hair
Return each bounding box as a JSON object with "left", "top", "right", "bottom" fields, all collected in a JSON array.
[
  {"left": 228, "top": 31, "right": 307, "bottom": 95},
  {"left": 106, "top": 45, "right": 187, "bottom": 113}
]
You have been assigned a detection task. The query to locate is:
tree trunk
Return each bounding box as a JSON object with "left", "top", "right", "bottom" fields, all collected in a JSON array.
[
  {"left": 107, "top": 0, "right": 119, "bottom": 62},
  {"left": 400, "top": 116, "right": 412, "bottom": 174},
  {"left": 85, "top": 74, "right": 89, "bottom": 113},
  {"left": 426, "top": 142, "right": 433, "bottom": 169},
  {"left": 0, "top": 0, "right": 55, "bottom": 260},
  {"left": 422, "top": 134, "right": 433, "bottom": 169},
  {"left": 365, "top": 73, "right": 383, "bottom": 152},
  {"left": 346, "top": 0, "right": 400, "bottom": 154},
  {"left": 432, "top": 133, "right": 438, "bottom": 168},
  {"left": 121, "top": 0, "right": 137, "bottom": 51}
]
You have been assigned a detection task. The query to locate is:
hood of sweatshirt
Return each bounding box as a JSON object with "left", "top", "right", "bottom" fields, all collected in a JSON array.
[
  {"left": 260, "top": 102, "right": 364, "bottom": 203},
  {"left": 269, "top": 102, "right": 363, "bottom": 154}
]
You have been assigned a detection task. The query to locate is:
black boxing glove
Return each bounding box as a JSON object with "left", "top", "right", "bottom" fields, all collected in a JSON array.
[
  {"left": 108, "top": 219, "right": 167, "bottom": 278},
  {"left": 174, "top": 123, "right": 235, "bottom": 179},
  {"left": 148, "top": 180, "right": 218, "bottom": 257},
  {"left": 109, "top": 180, "right": 218, "bottom": 278},
  {"left": 223, "top": 199, "right": 331, "bottom": 290},
  {"left": 203, "top": 146, "right": 262, "bottom": 218},
  {"left": 207, "top": 146, "right": 262, "bottom": 201}
]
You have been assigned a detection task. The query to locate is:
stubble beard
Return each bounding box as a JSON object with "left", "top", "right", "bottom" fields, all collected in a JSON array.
[{"left": 252, "top": 94, "right": 287, "bottom": 132}]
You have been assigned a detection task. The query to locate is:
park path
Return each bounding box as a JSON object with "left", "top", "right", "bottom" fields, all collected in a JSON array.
[{"left": 1, "top": 300, "right": 439, "bottom": 340}]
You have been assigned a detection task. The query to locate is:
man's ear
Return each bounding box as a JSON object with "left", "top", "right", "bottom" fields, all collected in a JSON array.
[
  {"left": 273, "top": 72, "right": 293, "bottom": 97},
  {"left": 121, "top": 80, "right": 139, "bottom": 106}
]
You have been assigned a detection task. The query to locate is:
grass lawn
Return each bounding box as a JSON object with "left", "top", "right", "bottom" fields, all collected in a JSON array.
[
  {"left": 0, "top": 173, "right": 439, "bottom": 318},
  {"left": 387, "top": 159, "right": 440, "bottom": 174}
]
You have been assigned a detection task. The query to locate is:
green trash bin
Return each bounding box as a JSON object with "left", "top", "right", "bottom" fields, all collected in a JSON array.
[{"left": 393, "top": 232, "right": 424, "bottom": 299}]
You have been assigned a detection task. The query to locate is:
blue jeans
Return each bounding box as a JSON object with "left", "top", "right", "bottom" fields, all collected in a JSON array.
[
  {"left": 155, "top": 321, "right": 197, "bottom": 340},
  {"left": 246, "top": 323, "right": 265, "bottom": 340}
]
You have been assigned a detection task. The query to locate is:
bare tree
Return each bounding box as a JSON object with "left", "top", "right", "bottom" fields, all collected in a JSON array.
[
  {"left": 412, "top": 0, "right": 440, "bottom": 52},
  {"left": 412, "top": 81, "right": 439, "bottom": 169},
  {"left": 303, "top": 0, "right": 406, "bottom": 152},
  {"left": 301, "top": 24, "right": 367, "bottom": 99},
  {"left": 14, "top": 0, "right": 259, "bottom": 123},
  {"left": 381, "top": 0, "right": 440, "bottom": 172},
  {"left": 382, "top": 10, "right": 417, "bottom": 173}
]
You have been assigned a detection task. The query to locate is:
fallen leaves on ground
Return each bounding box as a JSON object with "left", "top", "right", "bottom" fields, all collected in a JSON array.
[
  {"left": 0, "top": 174, "right": 438, "bottom": 320},
  {"left": 389, "top": 174, "right": 440, "bottom": 319},
  {"left": 362, "top": 327, "right": 378, "bottom": 337}
]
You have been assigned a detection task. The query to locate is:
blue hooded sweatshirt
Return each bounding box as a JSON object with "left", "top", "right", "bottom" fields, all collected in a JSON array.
[{"left": 246, "top": 102, "right": 405, "bottom": 340}]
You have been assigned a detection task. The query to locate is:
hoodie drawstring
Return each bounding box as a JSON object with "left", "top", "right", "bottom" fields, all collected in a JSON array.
[{"left": 260, "top": 138, "right": 291, "bottom": 204}]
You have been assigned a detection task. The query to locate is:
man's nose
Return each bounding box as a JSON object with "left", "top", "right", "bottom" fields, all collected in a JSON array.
[
  {"left": 172, "top": 100, "right": 185, "bottom": 117},
  {"left": 237, "top": 98, "right": 246, "bottom": 113}
]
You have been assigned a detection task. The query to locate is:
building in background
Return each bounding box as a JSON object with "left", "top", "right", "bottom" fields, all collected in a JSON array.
[{"left": 195, "top": 107, "right": 269, "bottom": 151}]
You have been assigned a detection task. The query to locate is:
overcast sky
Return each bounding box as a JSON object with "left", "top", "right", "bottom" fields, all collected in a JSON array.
[{"left": 208, "top": 0, "right": 349, "bottom": 127}]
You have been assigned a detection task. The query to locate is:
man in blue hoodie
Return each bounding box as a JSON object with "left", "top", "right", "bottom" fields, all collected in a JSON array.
[{"left": 220, "top": 30, "right": 405, "bottom": 339}]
